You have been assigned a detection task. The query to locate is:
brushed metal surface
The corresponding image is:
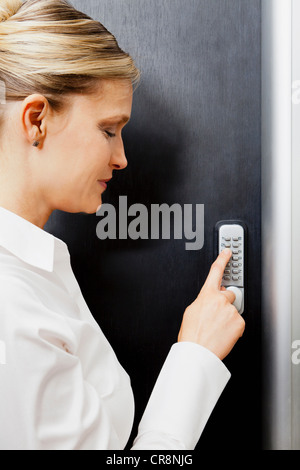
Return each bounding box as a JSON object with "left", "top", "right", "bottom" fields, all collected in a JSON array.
[{"left": 46, "top": 0, "right": 261, "bottom": 449}]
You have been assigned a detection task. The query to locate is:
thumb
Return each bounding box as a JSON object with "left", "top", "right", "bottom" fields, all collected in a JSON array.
[{"left": 220, "top": 287, "right": 236, "bottom": 304}]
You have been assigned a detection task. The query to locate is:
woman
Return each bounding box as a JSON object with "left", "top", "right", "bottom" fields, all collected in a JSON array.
[{"left": 0, "top": 0, "right": 245, "bottom": 450}]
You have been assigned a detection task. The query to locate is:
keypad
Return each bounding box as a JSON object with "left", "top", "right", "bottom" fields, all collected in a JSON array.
[{"left": 218, "top": 224, "right": 244, "bottom": 288}]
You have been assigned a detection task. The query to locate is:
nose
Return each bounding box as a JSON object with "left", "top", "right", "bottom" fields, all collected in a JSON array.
[{"left": 110, "top": 136, "right": 128, "bottom": 171}]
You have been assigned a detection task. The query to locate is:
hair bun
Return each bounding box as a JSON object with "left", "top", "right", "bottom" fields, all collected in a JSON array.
[{"left": 0, "top": 0, "right": 23, "bottom": 22}]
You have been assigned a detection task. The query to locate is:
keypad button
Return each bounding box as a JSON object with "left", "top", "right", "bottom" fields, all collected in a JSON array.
[{"left": 218, "top": 223, "right": 243, "bottom": 291}]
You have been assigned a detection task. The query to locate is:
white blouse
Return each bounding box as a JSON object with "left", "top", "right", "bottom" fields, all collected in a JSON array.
[{"left": 0, "top": 207, "right": 230, "bottom": 450}]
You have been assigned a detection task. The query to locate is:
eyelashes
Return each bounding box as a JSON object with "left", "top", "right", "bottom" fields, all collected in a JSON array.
[
  {"left": 97, "top": 124, "right": 116, "bottom": 139},
  {"left": 105, "top": 130, "right": 116, "bottom": 138}
]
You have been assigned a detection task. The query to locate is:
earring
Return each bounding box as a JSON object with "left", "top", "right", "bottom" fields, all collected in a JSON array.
[{"left": 32, "top": 141, "right": 40, "bottom": 147}]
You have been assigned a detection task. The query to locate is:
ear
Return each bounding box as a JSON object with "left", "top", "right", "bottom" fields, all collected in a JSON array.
[{"left": 21, "top": 94, "right": 49, "bottom": 147}]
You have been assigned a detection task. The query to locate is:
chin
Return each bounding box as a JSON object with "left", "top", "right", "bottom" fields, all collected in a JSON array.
[
  {"left": 60, "top": 195, "right": 102, "bottom": 215},
  {"left": 86, "top": 198, "right": 103, "bottom": 214},
  {"left": 63, "top": 204, "right": 100, "bottom": 215},
  {"left": 79, "top": 206, "right": 100, "bottom": 215}
]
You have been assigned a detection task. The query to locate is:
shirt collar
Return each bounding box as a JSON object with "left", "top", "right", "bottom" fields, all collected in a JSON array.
[{"left": 0, "top": 206, "right": 67, "bottom": 272}]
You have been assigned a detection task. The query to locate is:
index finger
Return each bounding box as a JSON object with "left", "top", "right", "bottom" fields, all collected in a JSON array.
[{"left": 203, "top": 248, "right": 232, "bottom": 290}]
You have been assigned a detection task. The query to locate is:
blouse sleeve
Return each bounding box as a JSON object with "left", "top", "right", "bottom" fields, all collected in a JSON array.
[{"left": 131, "top": 342, "right": 231, "bottom": 450}]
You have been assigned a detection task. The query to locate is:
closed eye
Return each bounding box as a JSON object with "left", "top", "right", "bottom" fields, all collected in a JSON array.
[
  {"left": 97, "top": 124, "right": 116, "bottom": 139},
  {"left": 105, "top": 130, "right": 116, "bottom": 138}
]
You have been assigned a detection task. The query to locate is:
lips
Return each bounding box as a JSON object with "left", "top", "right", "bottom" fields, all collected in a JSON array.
[
  {"left": 98, "top": 178, "right": 112, "bottom": 190},
  {"left": 100, "top": 178, "right": 112, "bottom": 183}
]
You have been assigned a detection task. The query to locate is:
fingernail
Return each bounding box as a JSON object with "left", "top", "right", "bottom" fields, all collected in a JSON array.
[{"left": 223, "top": 248, "right": 231, "bottom": 256}]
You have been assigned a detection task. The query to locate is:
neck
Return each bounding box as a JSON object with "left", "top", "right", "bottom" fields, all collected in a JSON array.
[{"left": 0, "top": 169, "right": 52, "bottom": 229}]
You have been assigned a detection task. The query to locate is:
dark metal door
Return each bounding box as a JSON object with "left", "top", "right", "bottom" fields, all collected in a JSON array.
[{"left": 45, "top": 0, "right": 261, "bottom": 450}]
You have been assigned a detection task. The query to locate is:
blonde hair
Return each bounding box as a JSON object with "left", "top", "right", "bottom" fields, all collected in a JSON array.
[{"left": 0, "top": 0, "right": 140, "bottom": 115}]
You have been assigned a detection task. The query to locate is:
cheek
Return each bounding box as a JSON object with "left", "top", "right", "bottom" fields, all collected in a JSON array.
[
  {"left": 77, "top": 143, "right": 112, "bottom": 183},
  {"left": 50, "top": 122, "right": 111, "bottom": 179},
  {"left": 69, "top": 132, "right": 107, "bottom": 165},
  {"left": 86, "top": 139, "right": 111, "bottom": 166},
  {"left": 56, "top": 119, "right": 94, "bottom": 155}
]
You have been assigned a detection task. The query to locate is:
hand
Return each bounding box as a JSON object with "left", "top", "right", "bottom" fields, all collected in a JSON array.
[{"left": 178, "top": 249, "right": 245, "bottom": 360}]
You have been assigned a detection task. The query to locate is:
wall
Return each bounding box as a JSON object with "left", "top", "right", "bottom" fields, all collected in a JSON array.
[{"left": 45, "top": 0, "right": 261, "bottom": 450}]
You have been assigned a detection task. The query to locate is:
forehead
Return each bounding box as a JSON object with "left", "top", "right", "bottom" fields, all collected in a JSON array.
[{"left": 69, "top": 79, "right": 133, "bottom": 118}]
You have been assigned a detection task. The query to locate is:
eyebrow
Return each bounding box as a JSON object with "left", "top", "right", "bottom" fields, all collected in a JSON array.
[{"left": 98, "top": 115, "right": 130, "bottom": 126}]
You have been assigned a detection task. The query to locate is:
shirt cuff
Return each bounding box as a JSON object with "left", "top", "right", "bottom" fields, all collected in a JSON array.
[{"left": 132, "top": 341, "right": 231, "bottom": 450}]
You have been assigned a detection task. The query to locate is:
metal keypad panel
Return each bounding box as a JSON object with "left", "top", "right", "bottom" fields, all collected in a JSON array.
[{"left": 218, "top": 224, "right": 244, "bottom": 288}]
